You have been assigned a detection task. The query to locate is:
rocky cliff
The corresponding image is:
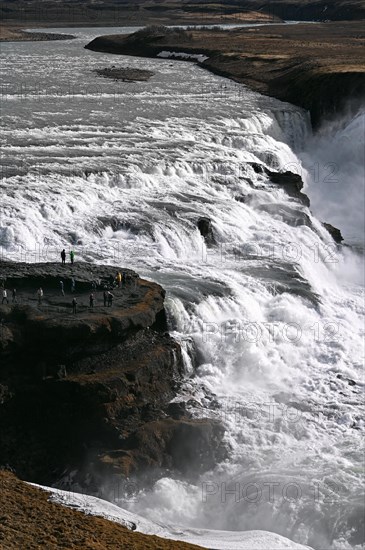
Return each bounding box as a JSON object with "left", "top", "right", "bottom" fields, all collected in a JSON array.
[{"left": 0, "top": 261, "right": 225, "bottom": 490}]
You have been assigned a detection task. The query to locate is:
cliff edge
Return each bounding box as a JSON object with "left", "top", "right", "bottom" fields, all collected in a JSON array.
[{"left": 0, "top": 261, "right": 225, "bottom": 489}]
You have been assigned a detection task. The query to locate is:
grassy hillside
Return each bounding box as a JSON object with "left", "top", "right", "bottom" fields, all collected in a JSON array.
[{"left": 0, "top": 470, "right": 202, "bottom": 550}]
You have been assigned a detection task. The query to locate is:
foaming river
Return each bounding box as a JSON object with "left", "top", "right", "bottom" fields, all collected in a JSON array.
[{"left": 1, "top": 26, "right": 364, "bottom": 550}]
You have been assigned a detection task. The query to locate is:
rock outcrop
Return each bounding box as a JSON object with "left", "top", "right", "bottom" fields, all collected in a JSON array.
[
  {"left": 197, "top": 217, "right": 216, "bottom": 246},
  {"left": 267, "top": 170, "right": 310, "bottom": 206},
  {"left": 94, "top": 67, "right": 154, "bottom": 82},
  {"left": 323, "top": 223, "right": 344, "bottom": 243},
  {"left": 248, "top": 164, "right": 310, "bottom": 207},
  {"left": 0, "top": 261, "right": 225, "bottom": 488},
  {"left": 100, "top": 417, "right": 227, "bottom": 479}
]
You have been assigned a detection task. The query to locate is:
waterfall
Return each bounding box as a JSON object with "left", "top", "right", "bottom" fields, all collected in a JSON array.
[{"left": 1, "top": 27, "right": 364, "bottom": 549}]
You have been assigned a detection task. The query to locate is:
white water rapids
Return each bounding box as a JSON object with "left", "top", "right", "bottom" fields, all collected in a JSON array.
[{"left": 1, "top": 27, "right": 364, "bottom": 550}]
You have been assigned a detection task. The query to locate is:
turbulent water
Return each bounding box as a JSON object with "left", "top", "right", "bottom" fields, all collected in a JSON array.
[{"left": 1, "top": 27, "right": 364, "bottom": 550}]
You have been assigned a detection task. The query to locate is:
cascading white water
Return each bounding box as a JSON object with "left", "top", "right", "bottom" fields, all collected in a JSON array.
[{"left": 1, "top": 27, "right": 364, "bottom": 550}]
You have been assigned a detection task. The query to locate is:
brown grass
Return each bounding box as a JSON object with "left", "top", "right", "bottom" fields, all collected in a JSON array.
[
  {"left": 0, "top": 24, "right": 74, "bottom": 42},
  {"left": 0, "top": 25, "right": 27, "bottom": 40},
  {"left": 0, "top": 470, "right": 202, "bottom": 550},
  {"left": 93, "top": 20, "right": 364, "bottom": 124}
]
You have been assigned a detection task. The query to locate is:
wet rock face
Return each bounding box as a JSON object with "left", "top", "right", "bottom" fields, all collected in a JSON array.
[
  {"left": 0, "top": 261, "right": 223, "bottom": 487},
  {"left": 166, "top": 418, "right": 227, "bottom": 474},
  {"left": 267, "top": 170, "right": 310, "bottom": 206},
  {"left": 248, "top": 165, "right": 310, "bottom": 207},
  {"left": 323, "top": 223, "right": 344, "bottom": 243},
  {"left": 267, "top": 170, "right": 304, "bottom": 189},
  {"left": 0, "top": 329, "right": 185, "bottom": 485},
  {"left": 197, "top": 217, "right": 216, "bottom": 246},
  {"left": 99, "top": 417, "right": 227, "bottom": 480}
]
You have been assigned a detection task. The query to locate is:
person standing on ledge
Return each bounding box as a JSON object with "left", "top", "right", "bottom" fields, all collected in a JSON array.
[
  {"left": 12, "top": 288, "right": 17, "bottom": 303},
  {"left": 89, "top": 293, "right": 94, "bottom": 308},
  {"left": 1, "top": 288, "right": 9, "bottom": 304},
  {"left": 107, "top": 291, "right": 114, "bottom": 307},
  {"left": 72, "top": 297, "right": 77, "bottom": 314},
  {"left": 70, "top": 250, "right": 75, "bottom": 265},
  {"left": 61, "top": 249, "right": 66, "bottom": 265},
  {"left": 131, "top": 274, "right": 138, "bottom": 289},
  {"left": 71, "top": 277, "right": 76, "bottom": 293},
  {"left": 60, "top": 280, "right": 65, "bottom": 297},
  {"left": 37, "top": 287, "right": 43, "bottom": 304}
]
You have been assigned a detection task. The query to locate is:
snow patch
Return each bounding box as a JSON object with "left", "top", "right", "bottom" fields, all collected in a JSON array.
[
  {"left": 31, "top": 483, "right": 313, "bottom": 550},
  {"left": 157, "top": 51, "right": 209, "bottom": 62}
]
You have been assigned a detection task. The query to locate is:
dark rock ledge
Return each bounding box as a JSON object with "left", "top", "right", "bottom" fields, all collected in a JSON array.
[
  {"left": 94, "top": 67, "right": 155, "bottom": 82},
  {"left": 249, "top": 164, "right": 311, "bottom": 207},
  {"left": 0, "top": 261, "right": 225, "bottom": 489},
  {"left": 322, "top": 223, "right": 344, "bottom": 243}
]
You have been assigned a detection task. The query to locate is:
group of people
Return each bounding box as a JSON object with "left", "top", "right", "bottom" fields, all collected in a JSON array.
[
  {"left": 87, "top": 289, "right": 114, "bottom": 309},
  {"left": 70, "top": 290, "right": 114, "bottom": 313},
  {"left": 103, "top": 290, "right": 114, "bottom": 307},
  {"left": 2, "top": 287, "right": 44, "bottom": 306},
  {"left": 110, "top": 271, "right": 137, "bottom": 289},
  {"left": 59, "top": 278, "right": 76, "bottom": 294},
  {"left": 1, "top": 288, "right": 17, "bottom": 304},
  {"left": 1, "top": 267, "right": 133, "bottom": 314},
  {"left": 61, "top": 249, "right": 75, "bottom": 265},
  {"left": 1, "top": 284, "right": 114, "bottom": 312},
  {"left": 66, "top": 275, "right": 116, "bottom": 313}
]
